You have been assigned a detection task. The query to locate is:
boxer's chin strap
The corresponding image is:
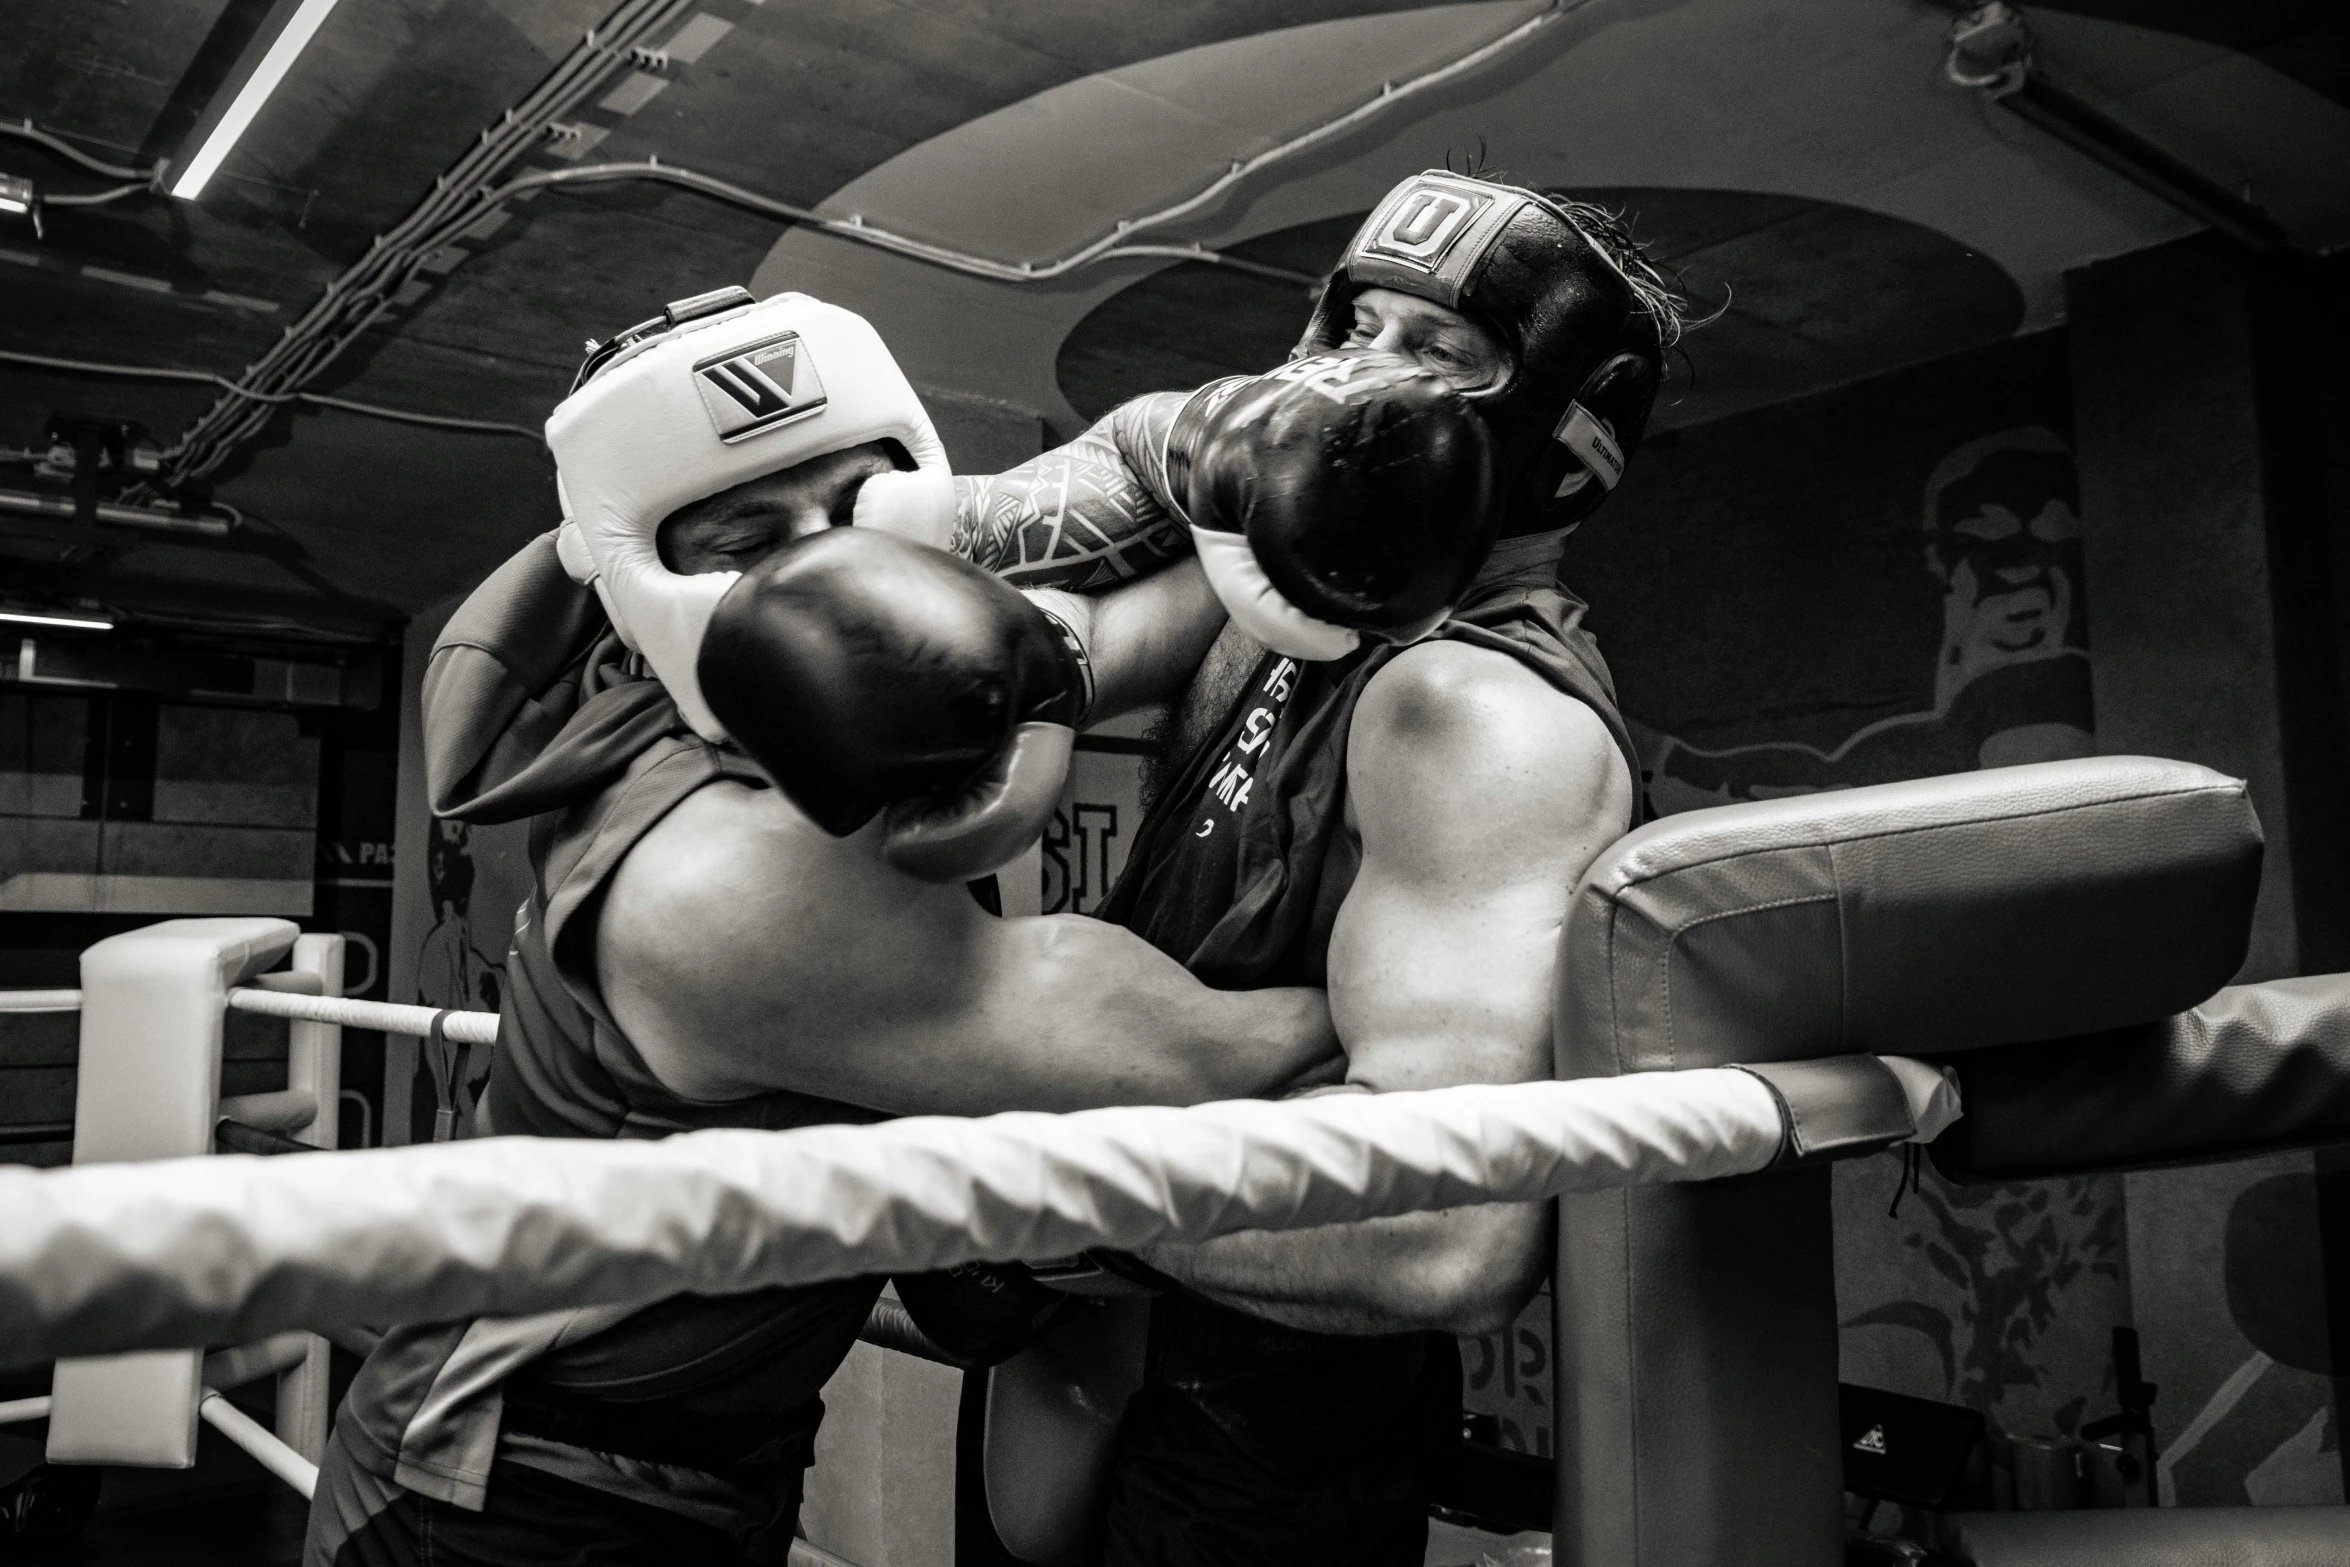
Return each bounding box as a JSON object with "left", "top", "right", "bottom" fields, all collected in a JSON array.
[
  {"left": 1191, "top": 526, "right": 1361, "bottom": 663},
  {"left": 1552, "top": 402, "right": 1624, "bottom": 497}
]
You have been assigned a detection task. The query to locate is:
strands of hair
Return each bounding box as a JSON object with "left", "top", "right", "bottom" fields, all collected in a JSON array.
[{"left": 1444, "top": 140, "right": 1709, "bottom": 347}]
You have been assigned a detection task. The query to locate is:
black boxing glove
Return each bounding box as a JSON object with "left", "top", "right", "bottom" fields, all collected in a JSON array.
[
  {"left": 1167, "top": 350, "right": 1498, "bottom": 661},
  {"left": 891, "top": 1261, "right": 1072, "bottom": 1367},
  {"left": 698, "top": 527, "right": 1083, "bottom": 882}
]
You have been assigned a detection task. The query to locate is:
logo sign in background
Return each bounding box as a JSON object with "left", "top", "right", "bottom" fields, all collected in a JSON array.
[{"left": 694, "top": 331, "right": 828, "bottom": 442}]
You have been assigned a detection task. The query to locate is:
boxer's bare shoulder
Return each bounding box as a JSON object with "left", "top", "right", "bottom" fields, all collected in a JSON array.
[
  {"left": 597, "top": 775, "right": 1340, "bottom": 1117},
  {"left": 1135, "top": 643, "right": 1636, "bottom": 1333},
  {"left": 596, "top": 778, "right": 976, "bottom": 1098},
  {"left": 1333, "top": 640, "right": 1634, "bottom": 1094}
]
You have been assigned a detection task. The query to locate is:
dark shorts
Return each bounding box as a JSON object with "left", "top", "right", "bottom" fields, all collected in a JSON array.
[
  {"left": 1102, "top": 1386, "right": 1428, "bottom": 1567},
  {"left": 1099, "top": 1296, "right": 1448, "bottom": 1567},
  {"left": 317, "top": 1454, "right": 774, "bottom": 1567}
]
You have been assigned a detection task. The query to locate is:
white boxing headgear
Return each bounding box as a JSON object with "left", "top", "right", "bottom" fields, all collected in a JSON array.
[{"left": 547, "top": 286, "right": 956, "bottom": 741}]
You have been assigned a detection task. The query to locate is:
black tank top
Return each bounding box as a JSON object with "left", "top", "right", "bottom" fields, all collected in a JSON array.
[
  {"left": 465, "top": 622, "right": 887, "bottom": 1423},
  {"left": 1099, "top": 536, "right": 1642, "bottom": 987},
  {"left": 1094, "top": 535, "right": 1643, "bottom": 1472}
]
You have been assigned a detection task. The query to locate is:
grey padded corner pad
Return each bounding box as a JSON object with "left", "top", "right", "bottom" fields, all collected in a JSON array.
[
  {"left": 1934, "top": 972, "right": 2350, "bottom": 1183},
  {"left": 1556, "top": 756, "right": 2263, "bottom": 1078},
  {"left": 1732, "top": 1057, "right": 1914, "bottom": 1167}
]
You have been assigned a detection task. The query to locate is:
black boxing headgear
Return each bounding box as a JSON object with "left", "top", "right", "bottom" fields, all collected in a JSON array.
[{"left": 1296, "top": 170, "right": 1666, "bottom": 533}]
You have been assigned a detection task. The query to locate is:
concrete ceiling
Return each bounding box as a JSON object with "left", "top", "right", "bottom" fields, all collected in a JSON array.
[{"left": 0, "top": 0, "right": 2343, "bottom": 631}]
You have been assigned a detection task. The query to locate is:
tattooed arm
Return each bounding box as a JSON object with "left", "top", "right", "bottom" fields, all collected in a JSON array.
[
  {"left": 952, "top": 393, "right": 1216, "bottom": 719},
  {"left": 950, "top": 393, "right": 1193, "bottom": 590}
]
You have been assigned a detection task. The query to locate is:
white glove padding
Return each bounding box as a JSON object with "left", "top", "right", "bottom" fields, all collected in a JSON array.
[
  {"left": 1192, "top": 526, "right": 1362, "bottom": 663},
  {"left": 546, "top": 291, "right": 955, "bottom": 740}
]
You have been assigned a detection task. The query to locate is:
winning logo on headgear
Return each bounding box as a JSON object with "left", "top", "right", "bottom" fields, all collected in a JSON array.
[{"left": 694, "top": 331, "right": 828, "bottom": 442}]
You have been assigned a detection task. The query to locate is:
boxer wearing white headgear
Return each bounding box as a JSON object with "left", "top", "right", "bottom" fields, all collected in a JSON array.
[
  {"left": 547, "top": 286, "right": 955, "bottom": 741},
  {"left": 313, "top": 289, "right": 1340, "bottom": 1567}
]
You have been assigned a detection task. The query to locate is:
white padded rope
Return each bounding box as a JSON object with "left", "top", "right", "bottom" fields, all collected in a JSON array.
[
  {"left": 225, "top": 988, "right": 499, "bottom": 1046},
  {"left": 0, "top": 1071, "right": 1784, "bottom": 1367}
]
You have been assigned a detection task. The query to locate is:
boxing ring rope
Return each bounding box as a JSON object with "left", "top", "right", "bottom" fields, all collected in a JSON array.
[
  {"left": 0, "top": 917, "right": 1929, "bottom": 1527},
  {"left": 0, "top": 990, "right": 81, "bottom": 1013},
  {"left": 222, "top": 987, "right": 499, "bottom": 1048},
  {"left": 1, "top": 1070, "right": 1793, "bottom": 1366}
]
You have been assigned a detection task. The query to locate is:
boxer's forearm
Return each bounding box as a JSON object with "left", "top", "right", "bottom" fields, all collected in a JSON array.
[
  {"left": 602, "top": 784, "right": 1343, "bottom": 1115},
  {"left": 1028, "top": 561, "right": 1225, "bottom": 721},
  {"left": 950, "top": 403, "right": 1190, "bottom": 591},
  {"left": 1141, "top": 1200, "right": 1547, "bottom": 1335},
  {"left": 946, "top": 913, "right": 1344, "bottom": 1112}
]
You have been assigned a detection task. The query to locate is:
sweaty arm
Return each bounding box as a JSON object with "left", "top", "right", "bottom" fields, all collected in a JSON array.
[
  {"left": 599, "top": 779, "right": 1340, "bottom": 1117},
  {"left": 1136, "top": 641, "right": 1636, "bottom": 1334}
]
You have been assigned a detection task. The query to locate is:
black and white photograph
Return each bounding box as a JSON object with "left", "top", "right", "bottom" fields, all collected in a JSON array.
[{"left": 1, "top": 2, "right": 2347, "bottom": 1564}]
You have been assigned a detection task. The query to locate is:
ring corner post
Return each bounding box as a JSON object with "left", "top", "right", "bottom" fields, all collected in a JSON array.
[
  {"left": 1553, "top": 1173, "right": 1843, "bottom": 1567},
  {"left": 45, "top": 917, "right": 301, "bottom": 1469}
]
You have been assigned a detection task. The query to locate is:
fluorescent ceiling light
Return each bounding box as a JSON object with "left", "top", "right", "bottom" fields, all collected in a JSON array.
[
  {"left": 169, "top": 0, "right": 346, "bottom": 201},
  {"left": 0, "top": 608, "right": 114, "bottom": 632}
]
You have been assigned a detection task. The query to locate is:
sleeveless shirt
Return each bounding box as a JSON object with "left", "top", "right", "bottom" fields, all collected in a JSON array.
[
  {"left": 1095, "top": 529, "right": 1644, "bottom": 1474},
  {"left": 333, "top": 534, "right": 882, "bottom": 1540}
]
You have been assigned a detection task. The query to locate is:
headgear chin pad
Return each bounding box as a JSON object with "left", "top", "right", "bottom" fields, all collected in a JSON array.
[{"left": 547, "top": 289, "right": 956, "bottom": 741}]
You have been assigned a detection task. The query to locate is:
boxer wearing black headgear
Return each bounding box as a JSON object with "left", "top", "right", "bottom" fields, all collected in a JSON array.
[
  {"left": 987, "top": 174, "right": 1689, "bottom": 1567},
  {"left": 1294, "top": 169, "right": 1676, "bottom": 534}
]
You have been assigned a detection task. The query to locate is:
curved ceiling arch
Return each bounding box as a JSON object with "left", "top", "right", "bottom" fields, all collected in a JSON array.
[
  {"left": 1054, "top": 191, "right": 2027, "bottom": 432},
  {"left": 755, "top": 0, "right": 2347, "bottom": 434}
]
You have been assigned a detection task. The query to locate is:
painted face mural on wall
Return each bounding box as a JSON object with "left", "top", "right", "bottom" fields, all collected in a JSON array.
[
  {"left": 1924, "top": 427, "right": 2087, "bottom": 716},
  {"left": 1641, "top": 424, "right": 2094, "bottom": 811}
]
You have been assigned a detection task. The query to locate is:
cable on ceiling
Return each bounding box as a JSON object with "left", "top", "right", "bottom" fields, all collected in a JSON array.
[
  {"left": 141, "top": 0, "right": 698, "bottom": 491},
  {"left": 61, "top": 0, "right": 1577, "bottom": 493},
  {"left": 41, "top": 182, "right": 154, "bottom": 210},
  {"left": 0, "top": 120, "right": 161, "bottom": 184},
  {"left": 0, "top": 346, "right": 544, "bottom": 444}
]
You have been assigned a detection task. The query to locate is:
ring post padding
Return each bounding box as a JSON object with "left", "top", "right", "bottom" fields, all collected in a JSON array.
[{"left": 47, "top": 917, "right": 298, "bottom": 1469}]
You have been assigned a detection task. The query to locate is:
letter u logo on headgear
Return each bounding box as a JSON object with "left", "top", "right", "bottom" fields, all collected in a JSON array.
[
  {"left": 1366, "top": 183, "right": 1491, "bottom": 270},
  {"left": 1389, "top": 193, "right": 1464, "bottom": 248}
]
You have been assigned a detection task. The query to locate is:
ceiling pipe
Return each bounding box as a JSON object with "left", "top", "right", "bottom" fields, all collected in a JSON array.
[
  {"left": 0, "top": 487, "right": 234, "bottom": 538},
  {"left": 1944, "top": 3, "right": 2295, "bottom": 255}
]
